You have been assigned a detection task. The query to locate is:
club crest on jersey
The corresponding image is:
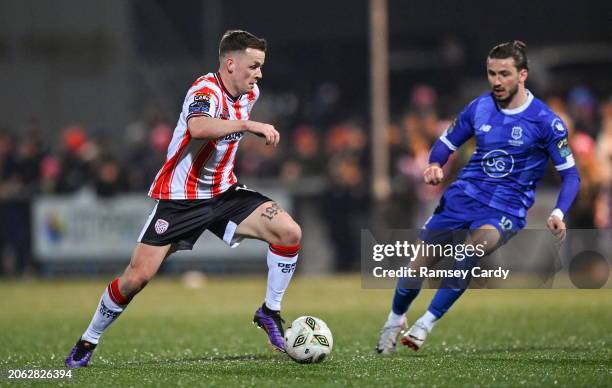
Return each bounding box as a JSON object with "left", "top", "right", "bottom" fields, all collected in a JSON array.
[
  {"left": 509, "top": 126, "right": 523, "bottom": 146},
  {"left": 154, "top": 219, "right": 169, "bottom": 234},
  {"left": 551, "top": 118, "right": 566, "bottom": 134}
]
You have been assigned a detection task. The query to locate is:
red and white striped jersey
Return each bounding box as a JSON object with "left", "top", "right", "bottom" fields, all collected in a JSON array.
[{"left": 149, "top": 72, "right": 259, "bottom": 200}]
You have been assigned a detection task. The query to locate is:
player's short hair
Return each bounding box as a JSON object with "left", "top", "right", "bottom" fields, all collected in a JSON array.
[
  {"left": 219, "top": 30, "right": 266, "bottom": 57},
  {"left": 488, "top": 41, "right": 528, "bottom": 71}
]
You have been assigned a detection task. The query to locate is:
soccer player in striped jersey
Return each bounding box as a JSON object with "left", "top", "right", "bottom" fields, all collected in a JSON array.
[
  {"left": 376, "top": 41, "right": 581, "bottom": 354},
  {"left": 66, "top": 30, "right": 300, "bottom": 367}
]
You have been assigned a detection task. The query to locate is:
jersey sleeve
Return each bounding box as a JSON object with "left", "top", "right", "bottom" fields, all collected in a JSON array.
[
  {"left": 543, "top": 115, "right": 575, "bottom": 171},
  {"left": 185, "top": 81, "right": 222, "bottom": 121},
  {"left": 439, "top": 103, "right": 475, "bottom": 151}
]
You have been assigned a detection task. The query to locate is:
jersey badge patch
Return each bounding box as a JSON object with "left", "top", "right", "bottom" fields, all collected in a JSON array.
[
  {"left": 551, "top": 118, "right": 566, "bottom": 134},
  {"left": 557, "top": 137, "right": 571, "bottom": 157},
  {"left": 509, "top": 126, "right": 523, "bottom": 146}
]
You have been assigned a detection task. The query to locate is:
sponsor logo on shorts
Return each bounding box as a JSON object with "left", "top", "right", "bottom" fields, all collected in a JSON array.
[{"left": 155, "top": 219, "right": 169, "bottom": 234}]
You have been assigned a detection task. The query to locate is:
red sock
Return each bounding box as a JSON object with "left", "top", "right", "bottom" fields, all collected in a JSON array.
[{"left": 107, "top": 278, "right": 130, "bottom": 306}]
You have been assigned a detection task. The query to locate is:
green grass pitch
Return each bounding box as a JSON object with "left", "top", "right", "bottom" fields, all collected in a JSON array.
[{"left": 1, "top": 276, "right": 611, "bottom": 387}]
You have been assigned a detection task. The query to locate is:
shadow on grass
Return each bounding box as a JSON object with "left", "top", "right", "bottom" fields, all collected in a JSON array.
[
  {"left": 136, "top": 353, "right": 285, "bottom": 365},
  {"left": 396, "top": 344, "right": 594, "bottom": 358},
  {"left": 395, "top": 352, "right": 429, "bottom": 359},
  {"left": 444, "top": 344, "right": 606, "bottom": 366},
  {"left": 467, "top": 344, "right": 591, "bottom": 355},
  {"left": 472, "top": 357, "right": 607, "bottom": 367}
]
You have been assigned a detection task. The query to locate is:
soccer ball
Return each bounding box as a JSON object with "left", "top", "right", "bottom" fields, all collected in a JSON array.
[{"left": 284, "top": 316, "right": 333, "bottom": 364}]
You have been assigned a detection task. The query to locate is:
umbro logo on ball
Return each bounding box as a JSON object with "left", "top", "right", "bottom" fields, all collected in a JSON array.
[{"left": 154, "top": 219, "right": 169, "bottom": 234}]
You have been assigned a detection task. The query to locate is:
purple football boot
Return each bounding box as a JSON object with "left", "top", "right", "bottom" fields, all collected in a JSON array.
[
  {"left": 253, "top": 303, "right": 286, "bottom": 352},
  {"left": 65, "top": 339, "right": 97, "bottom": 368}
]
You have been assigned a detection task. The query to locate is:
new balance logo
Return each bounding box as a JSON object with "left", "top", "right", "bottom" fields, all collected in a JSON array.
[{"left": 479, "top": 124, "right": 492, "bottom": 132}]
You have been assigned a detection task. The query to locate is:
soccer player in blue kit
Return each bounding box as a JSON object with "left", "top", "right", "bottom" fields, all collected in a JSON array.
[{"left": 376, "top": 41, "right": 581, "bottom": 354}]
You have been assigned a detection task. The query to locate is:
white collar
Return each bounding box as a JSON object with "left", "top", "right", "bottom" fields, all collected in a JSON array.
[{"left": 500, "top": 90, "right": 534, "bottom": 115}]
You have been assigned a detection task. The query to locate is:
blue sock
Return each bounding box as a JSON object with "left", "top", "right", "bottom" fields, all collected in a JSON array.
[
  {"left": 392, "top": 287, "right": 420, "bottom": 315},
  {"left": 428, "top": 287, "right": 466, "bottom": 318},
  {"left": 427, "top": 256, "right": 476, "bottom": 318}
]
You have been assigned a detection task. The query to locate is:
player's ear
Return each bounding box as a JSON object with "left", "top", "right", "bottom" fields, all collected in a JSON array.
[
  {"left": 518, "top": 68, "right": 528, "bottom": 83},
  {"left": 226, "top": 56, "right": 235, "bottom": 74}
]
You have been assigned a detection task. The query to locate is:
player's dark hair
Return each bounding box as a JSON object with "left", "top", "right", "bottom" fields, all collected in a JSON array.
[
  {"left": 219, "top": 30, "right": 266, "bottom": 57},
  {"left": 488, "top": 41, "right": 528, "bottom": 71}
]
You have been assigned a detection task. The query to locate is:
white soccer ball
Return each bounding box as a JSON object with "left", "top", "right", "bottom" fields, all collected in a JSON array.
[{"left": 284, "top": 316, "right": 333, "bottom": 364}]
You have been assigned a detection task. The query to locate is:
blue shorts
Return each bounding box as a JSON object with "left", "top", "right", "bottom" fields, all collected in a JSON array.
[{"left": 420, "top": 184, "right": 526, "bottom": 246}]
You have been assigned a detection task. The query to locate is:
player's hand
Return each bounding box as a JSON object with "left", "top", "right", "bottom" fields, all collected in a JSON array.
[
  {"left": 547, "top": 215, "right": 566, "bottom": 243},
  {"left": 424, "top": 163, "right": 444, "bottom": 185},
  {"left": 245, "top": 121, "right": 280, "bottom": 146}
]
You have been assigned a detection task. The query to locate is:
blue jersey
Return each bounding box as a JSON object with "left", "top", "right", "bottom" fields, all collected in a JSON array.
[{"left": 440, "top": 91, "right": 575, "bottom": 218}]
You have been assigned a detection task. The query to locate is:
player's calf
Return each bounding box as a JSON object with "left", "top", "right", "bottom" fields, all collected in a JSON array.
[
  {"left": 119, "top": 270, "right": 152, "bottom": 298},
  {"left": 254, "top": 242, "right": 300, "bottom": 351},
  {"left": 118, "top": 243, "right": 173, "bottom": 297},
  {"left": 65, "top": 243, "right": 170, "bottom": 368},
  {"left": 65, "top": 278, "right": 129, "bottom": 368}
]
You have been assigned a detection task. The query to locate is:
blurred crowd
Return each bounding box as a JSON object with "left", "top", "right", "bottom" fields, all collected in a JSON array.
[{"left": 0, "top": 85, "right": 611, "bottom": 273}]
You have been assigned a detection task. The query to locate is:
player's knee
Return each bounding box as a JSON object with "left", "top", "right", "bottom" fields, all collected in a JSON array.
[
  {"left": 122, "top": 270, "right": 152, "bottom": 294},
  {"left": 276, "top": 221, "right": 302, "bottom": 246},
  {"left": 470, "top": 225, "right": 500, "bottom": 247}
]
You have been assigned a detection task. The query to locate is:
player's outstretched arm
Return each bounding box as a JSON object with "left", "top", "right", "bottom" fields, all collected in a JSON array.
[
  {"left": 424, "top": 109, "right": 474, "bottom": 185},
  {"left": 187, "top": 117, "right": 279, "bottom": 146},
  {"left": 547, "top": 166, "right": 580, "bottom": 243},
  {"left": 424, "top": 138, "right": 454, "bottom": 185},
  {"left": 243, "top": 120, "right": 280, "bottom": 146},
  {"left": 547, "top": 214, "right": 566, "bottom": 243},
  {"left": 188, "top": 116, "right": 247, "bottom": 139}
]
